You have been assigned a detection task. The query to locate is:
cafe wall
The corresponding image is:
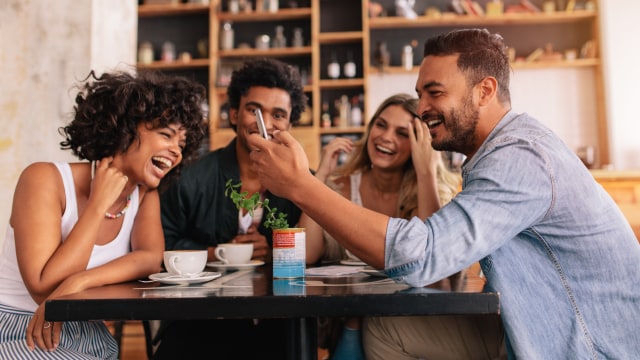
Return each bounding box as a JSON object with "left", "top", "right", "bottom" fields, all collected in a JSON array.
[{"left": 0, "top": 0, "right": 136, "bottom": 248}]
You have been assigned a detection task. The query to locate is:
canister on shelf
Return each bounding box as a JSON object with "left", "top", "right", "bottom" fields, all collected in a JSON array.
[
  {"left": 220, "top": 22, "right": 234, "bottom": 50},
  {"left": 138, "top": 41, "right": 154, "bottom": 64},
  {"left": 402, "top": 45, "right": 413, "bottom": 70}
]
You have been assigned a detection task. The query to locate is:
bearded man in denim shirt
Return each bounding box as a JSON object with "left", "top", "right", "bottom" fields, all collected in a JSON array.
[{"left": 247, "top": 28, "right": 640, "bottom": 359}]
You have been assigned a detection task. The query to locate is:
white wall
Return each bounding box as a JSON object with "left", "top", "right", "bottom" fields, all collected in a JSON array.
[
  {"left": 599, "top": 1, "right": 640, "bottom": 169},
  {"left": 368, "top": 67, "right": 599, "bottom": 156},
  {"left": 0, "top": 0, "right": 136, "bottom": 248}
]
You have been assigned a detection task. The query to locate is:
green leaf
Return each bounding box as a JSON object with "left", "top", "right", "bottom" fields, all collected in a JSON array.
[{"left": 225, "top": 180, "right": 289, "bottom": 229}]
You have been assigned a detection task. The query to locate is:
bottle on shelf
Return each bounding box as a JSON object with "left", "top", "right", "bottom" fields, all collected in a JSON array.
[
  {"left": 343, "top": 51, "right": 356, "bottom": 78},
  {"left": 338, "top": 95, "right": 350, "bottom": 128},
  {"left": 138, "top": 41, "right": 154, "bottom": 64},
  {"left": 272, "top": 25, "right": 287, "bottom": 48},
  {"left": 321, "top": 101, "right": 332, "bottom": 128},
  {"left": 292, "top": 27, "right": 304, "bottom": 47},
  {"left": 373, "top": 41, "right": 391, "bottom": 71},
  {"left": 220, "top": 22, "right": 234, "bottom": 50},
  {"left": 265, "top": 0, "right": 278, "bottom": 12},
  {"left": 161, "top": 41, "right": 176, "bottom": 62},
  {"left": 327, "top": 52, "right": 340, "bottom": 79},
  {"left": 402, "top": 45, "right": 413, "bottom": 70},
  {"left": 350, "top": 95, "right": 363, "bottom": 127},
  {"left": 228, "top": 0, "right": 240, "bottom": 13}
]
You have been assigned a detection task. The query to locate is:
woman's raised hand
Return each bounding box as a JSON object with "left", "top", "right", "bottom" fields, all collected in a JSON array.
[
  {"left": 88, "top": 157, "right": 129, "bottom": 215},
  {"left": 315, "top": 137, "right": 354, "bottom": 182}
]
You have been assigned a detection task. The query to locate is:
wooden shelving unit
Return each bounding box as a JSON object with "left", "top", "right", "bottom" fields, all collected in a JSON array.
[{"left": 136, "top": 0, "right": 608, "bottom": 167}]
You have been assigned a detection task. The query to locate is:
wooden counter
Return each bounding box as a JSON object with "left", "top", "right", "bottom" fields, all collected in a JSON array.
[{"left": 591, "top": 170, "right": 640, "bottom": 241}]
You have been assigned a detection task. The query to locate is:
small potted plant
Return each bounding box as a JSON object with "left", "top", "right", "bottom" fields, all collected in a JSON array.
[{"left": 225, "top": 180, "right": 305, "bottom": 278}]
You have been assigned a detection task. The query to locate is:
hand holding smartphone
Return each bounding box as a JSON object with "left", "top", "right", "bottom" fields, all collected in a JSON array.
[{"left": 254, "top": 108, "right": 269, "bottom": 140}]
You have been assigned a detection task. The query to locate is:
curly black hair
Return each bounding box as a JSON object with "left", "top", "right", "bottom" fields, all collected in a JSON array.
[
  {"left": 59, "top": 70, "right": 207, "bottom": 182},
  {"left": 226, "top": 58, "right": 307, "bottom": 131}
]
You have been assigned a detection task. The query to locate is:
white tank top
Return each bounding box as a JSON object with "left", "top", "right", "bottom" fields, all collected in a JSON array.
[{"left": 0, "top": 162, "right": 138, "bottom": 312}]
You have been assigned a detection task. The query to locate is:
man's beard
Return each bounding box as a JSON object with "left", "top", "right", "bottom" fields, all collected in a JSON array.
[{"left": 432, "top": 94, "right": 479, "bottom": 155}]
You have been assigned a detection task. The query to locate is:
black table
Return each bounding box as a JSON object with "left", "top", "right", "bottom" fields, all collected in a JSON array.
[{"left": 46, "top": 265, "right": 500, "bottom": 360}]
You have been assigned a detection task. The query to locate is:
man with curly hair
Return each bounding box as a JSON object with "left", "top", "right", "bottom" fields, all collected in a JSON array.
[
  {"left": 0, "top": 70, "right": 207, "bottom": 359},
  {"left": 156, "top": 58, "right": 308, "bottom": 359}
]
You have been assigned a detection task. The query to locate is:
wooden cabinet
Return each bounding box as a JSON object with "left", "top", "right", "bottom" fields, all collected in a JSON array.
[
  {"left": 136, "top": 0, "right": 607, "bottom": 169},
  {"left": 592, "top": 170, "right": 640, "bottom": 241}
]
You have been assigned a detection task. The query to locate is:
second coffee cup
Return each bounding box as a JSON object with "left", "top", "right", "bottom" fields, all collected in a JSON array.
[{"left": 215, "top": 243, "right": 253, "bottom": 265}]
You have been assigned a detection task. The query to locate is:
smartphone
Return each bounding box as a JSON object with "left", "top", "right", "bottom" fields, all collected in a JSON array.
[{"left": 254, "top": 108, "right": 269, "bottom": 140}]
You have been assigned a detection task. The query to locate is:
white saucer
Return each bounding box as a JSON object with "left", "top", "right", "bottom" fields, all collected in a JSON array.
[
  {"left": 148, "top": 271, "right": 221, "bottom": 285},
  {"left": 340, "top": 259, "right": 367, "bottom": 266},
  {"left": 206, "top": 260, "right": 265, "bottom": 271},
  {"left": 360, "top": 267, "right": 387, "bottom": 277}
]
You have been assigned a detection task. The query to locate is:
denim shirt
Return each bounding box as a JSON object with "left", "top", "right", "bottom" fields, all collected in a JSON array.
[{"left": 385, "top": 111, "right": 640, "bottom": 359}]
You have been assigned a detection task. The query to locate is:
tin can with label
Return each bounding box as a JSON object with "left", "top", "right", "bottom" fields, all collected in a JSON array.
[{"left": 272, "top": 228, "right": 305, "bottom": 278}]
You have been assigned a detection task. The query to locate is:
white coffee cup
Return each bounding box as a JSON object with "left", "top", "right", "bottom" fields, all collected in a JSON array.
[
  {"left": 163, "top": 250, "right": 207, "bottom": 276},
  {"left": 215, "top": 243, "right": 253, "bottom": 265}
]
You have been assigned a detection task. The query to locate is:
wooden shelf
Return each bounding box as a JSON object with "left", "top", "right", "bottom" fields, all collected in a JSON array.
[
  {"left": 138, "top": 3, "right": 209, "bottom": 17},
  {"left": 512, "top": 58, "right": 599, "bottom": 69},
  {"left": 318, "top": 78, "right": 365, "bottom": 89},
  {"left": 218, "top": 8, "right": 312, "bottom": 22},
  {"left": 136, "top": 58, "right": 210, "bottom": 70},
  {"left": 317, "top": 31, "right": 365, "bottom": 44},
  {"left": 319, "top": 127, "right": 365, "bottom": 135},
  {"left": 368, "top": 58, "right": 599, "bottom": 75},
  {"left": 368, "top": 10, "right": 597, "bottom": 29},
  {"left": 218, "top": 46, "right": 313, "bottom": 58}
]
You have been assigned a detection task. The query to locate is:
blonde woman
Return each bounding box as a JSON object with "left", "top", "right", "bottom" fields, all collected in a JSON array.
[{"left": 300, "top": 93, "right": 462, "bottom": 359}]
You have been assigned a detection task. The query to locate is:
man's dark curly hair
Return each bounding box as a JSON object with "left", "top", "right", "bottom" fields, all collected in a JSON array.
[
  {"left": 59, "top": 70, "right": 207, "bottom": 182},
  {"left": 226, "top": 58, "right": 307, "bottom": 131}
]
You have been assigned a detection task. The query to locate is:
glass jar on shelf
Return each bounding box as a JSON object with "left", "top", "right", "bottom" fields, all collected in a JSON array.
[
  {"left": 220, "top": 22, "right": 234, "bottom": 50},
  {"left": 272, "top": 25, "right": 286, "bottom": 48}
]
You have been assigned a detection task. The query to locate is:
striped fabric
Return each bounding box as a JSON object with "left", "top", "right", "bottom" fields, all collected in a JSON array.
[{"left": 0, "top": 304, "right": 118, "bottom": 359}]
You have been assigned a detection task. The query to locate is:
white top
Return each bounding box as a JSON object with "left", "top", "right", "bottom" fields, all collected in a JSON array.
[
  {"left": 0, "top": 162, "right": 139, "bottom": 312},
  {"left": 322, "top": 172, "right": 363, "bottom": 261}
]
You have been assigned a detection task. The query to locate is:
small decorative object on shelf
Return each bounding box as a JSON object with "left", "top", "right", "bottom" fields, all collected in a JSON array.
[
  {"left": 292, "top": 27, "right": 304, "bottom": 47},
  {"left": 255, "top": 34, "right": 270, "bottom": 50},
  {"left": 373, "top": 41, "right": 390, "bottom": 72},
  {"left": 350, "top": 95, "right": 363, "bottom": 127},
  {"left": 395, "top": 0, "right": 417, "bottom": 19},
  {"left": 321, "top": 101, "right": 332, "bottom": 128},
  {"left": 179, "top": 52, "right": 192, "bottom": 62},
  {"left": 138, "top": 41, "right": 154, "bottom": 64},
  {"left": 228, "top": 0, "right": 240, "bottom": 13},
  {"left": 197, "top": 39, "right": 208, "bottom": 58},
  {"left": 343, "top": 51, "right": 356, "bottom": 78},
  {"left": 261, "top": 0, "right": 278, "bottom": 12},
  {"left": 402, "top": 44, "right": 413, "bottom": 70},
  {"left": 220, "top": 22, "right": 234, "bottom": 50},
  {"left": 542, "top": 1, "right": 555, "bottom": 13},
  {"left": 485, "top": 0, "right": 504, "bottom": 16},
  {"left": 272, "top": 25, "right": 286, "bottom": 48},
  {"left": 328, "top": 52, "right": 340, "bottom": 79},
  {"left": 161, "top": 41, "right": 175, "bottom": 62}
]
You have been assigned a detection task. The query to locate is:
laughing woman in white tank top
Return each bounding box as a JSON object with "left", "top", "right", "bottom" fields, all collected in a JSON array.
[{"left": 0, "top": 70, "right": 207, "bottom": 359}]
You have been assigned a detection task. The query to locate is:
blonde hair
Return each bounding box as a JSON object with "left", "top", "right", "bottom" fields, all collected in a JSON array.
[{"left": 332, "top": 93, "right": 460, "bottom": 219}]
